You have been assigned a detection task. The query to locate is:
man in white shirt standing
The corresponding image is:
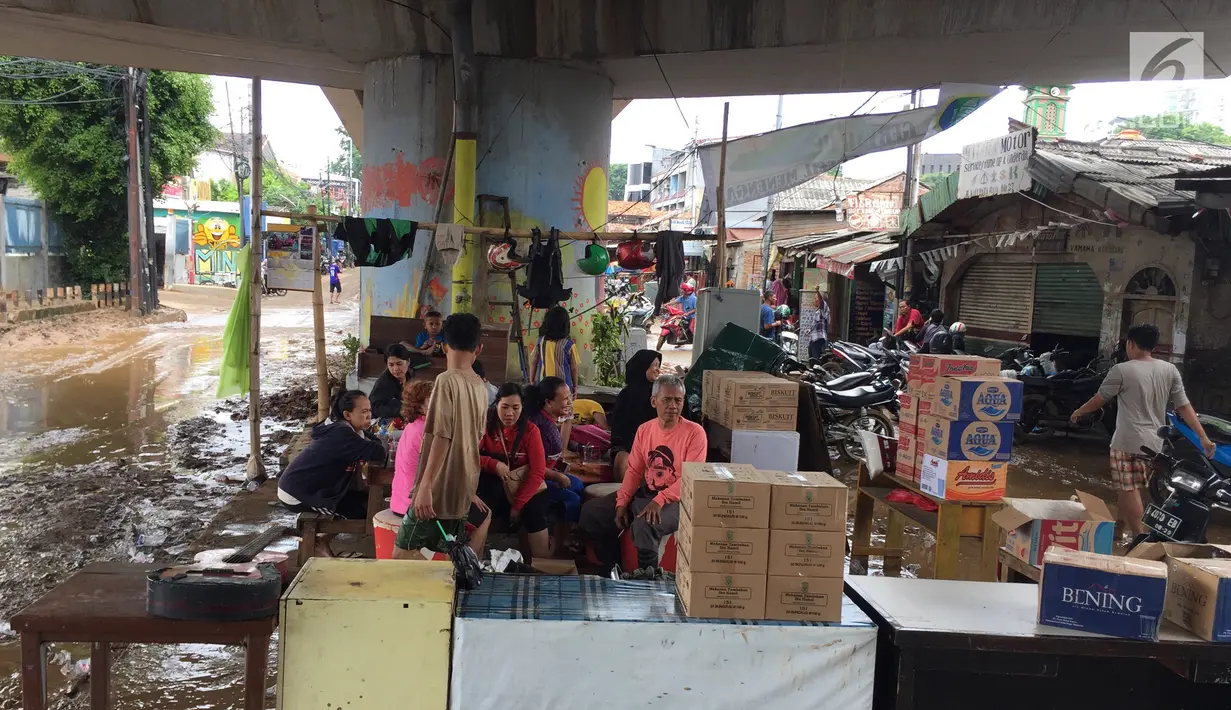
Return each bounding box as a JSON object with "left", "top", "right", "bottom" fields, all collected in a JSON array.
[{"left": 1070, "top": 323, "right": 1215, "bottom": 537}]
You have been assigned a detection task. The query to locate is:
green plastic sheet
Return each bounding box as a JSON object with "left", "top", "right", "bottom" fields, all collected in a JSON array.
[
  {"left": 216, "top": 245, "right": 254, "bottom": 398},
  {"left": 684, "top": 323, "right": 795, "bottom": 417}
]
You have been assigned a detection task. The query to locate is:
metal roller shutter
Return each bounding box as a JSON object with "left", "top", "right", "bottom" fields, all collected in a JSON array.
[
  {"left": 958, "top": 260, "right": 1034, "bottom": 338},
  {"left": 1032, "top": 263, "right": 1103, "bottom": 337}
]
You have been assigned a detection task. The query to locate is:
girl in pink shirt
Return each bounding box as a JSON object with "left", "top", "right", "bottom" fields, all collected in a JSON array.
[{"left": 392, "top": 380, "right": 433, "bottom": 516}]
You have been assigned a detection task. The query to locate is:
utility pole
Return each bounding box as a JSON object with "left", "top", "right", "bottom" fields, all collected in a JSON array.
[
  {"left": 714, "top": 102, "right": 730, "bottom": 289},
  {"left": 245, "top": 77, "right": 265, "bottom": 483},
  {"left": 125, "top": 68, "right": 143, "bottom": 312},
  {"left": 139, "top": 69, "right": 159, "bottom": 313},
  {"left": 900, "top": 90, "right": 922, "bottom": 301},
  {"left": 759, "top": 94, "right": 785, "bottom": 292}
]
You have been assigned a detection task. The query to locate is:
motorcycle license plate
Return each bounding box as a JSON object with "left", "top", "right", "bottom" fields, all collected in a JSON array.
[{"left": 1143, "top": 504, "right": 1182, "bottom": 539}]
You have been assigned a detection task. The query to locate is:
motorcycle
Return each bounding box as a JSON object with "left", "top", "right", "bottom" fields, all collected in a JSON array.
[
  {"left": 1012, "top": 347, "right": 1116, "bottom": 442},
  {"left": 656, "top": 302, "right": 694, "bottom": 350},
  {"left": 1130, "top": 424, "right": 1231, "bottom": 551},
  {"left": 624, "top": 294, "right": 655, "bottom": 330},
  {"left": 808, "top": 378, "right": 899, "bottom": 462},
  {"left": 1146, "top": 411, "right": 1231, "bottom": 506}
]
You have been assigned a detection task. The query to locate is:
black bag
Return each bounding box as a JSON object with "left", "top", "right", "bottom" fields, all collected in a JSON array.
[{"left": 517, "top": 227, "right": 573, "bottom": 308}]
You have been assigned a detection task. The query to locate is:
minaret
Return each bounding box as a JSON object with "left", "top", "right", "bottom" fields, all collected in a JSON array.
[{"left": 1022, "top": 86, "right": 1074, "bottom": 140}]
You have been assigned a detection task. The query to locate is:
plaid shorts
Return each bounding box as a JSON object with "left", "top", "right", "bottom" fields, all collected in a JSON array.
[{"left": 1109, "top": 449, "right": 1150, "bottom": 491}]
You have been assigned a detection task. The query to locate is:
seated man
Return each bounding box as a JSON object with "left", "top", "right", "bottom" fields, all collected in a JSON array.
[{"left": 578, "top": 373, "right": 707, "bottom": 571}]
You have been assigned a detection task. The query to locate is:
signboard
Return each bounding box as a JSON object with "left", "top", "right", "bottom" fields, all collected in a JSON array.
[
  {"left": 957, "top": 127, "right": 1034, "bottom": 199},
  {"left": 848, "top": 278, "right": 884, "bottom": 345},
  {"left": 698, "top": 84, "right": 1000, "bottom": 217},
  {"left": 265, "top": 224, "right": 317, "bottom": 292},
  {"left": 844, "top": 191, "right": 903, "bottom": 230}
]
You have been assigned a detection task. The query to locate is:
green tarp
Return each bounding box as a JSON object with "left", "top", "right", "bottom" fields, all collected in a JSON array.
[
  {"left": 684, "top": 323, "right": 794, "bottom": 417},
  {"left": 216, "top": 245, "right": 253, "bottom": 398}
]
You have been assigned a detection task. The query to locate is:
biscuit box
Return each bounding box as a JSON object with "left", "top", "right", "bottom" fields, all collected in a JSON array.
[
  {"left": 919, "top": 415, "right": 1014, "bottom": 462},
  {"left": 909, "top": 354, "right": 1001, "bottom": 384},
  {"left": 992, "top": 491, "right": 1116, "bottom": 566},
  {"left": 675, "top": 549, "right": 767, "bottom": 620},
  {"left": 918, "top": 454, "right": 1007, "bottom": 501},
  {"left": 718, "top": 374, "right": 799, "bottom": 408},
  {"left": 927, "top": 376, "right": 1023, "bottom": 422},
  {"left": 676, "top": 507, "right": 770, "bottom": 574},
  {"left": 1128, "top": 542, "right": 1231, "bottom": 642},
  {"left": 767, "top": 530, "right": 847, "bottom": 577},
  {"left": 1038, "top": 547, "right": 1167, "bottom": 641},
  {"left": 764, "top": 575, "right": 843, "bottom": 623},
  {"left": 680, "top": 463, "right": 769, "bottom": 528},
  {"left": 762, "top": 470, "right": 848, "bottom": 531}
]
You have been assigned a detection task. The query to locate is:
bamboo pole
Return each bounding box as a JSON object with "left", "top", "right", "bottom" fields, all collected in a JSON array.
[
  {"left": 245, "top": 77, "right": 265, "bottom": 483},
  {"left": 259, "top": 209, "right": 714, "bottom": 241},
  {"left": 714, "top": 102, "right": 730, "bottom": 288},
  {"left": 309, "top": 205, "right": 330, "bottom": 423}
]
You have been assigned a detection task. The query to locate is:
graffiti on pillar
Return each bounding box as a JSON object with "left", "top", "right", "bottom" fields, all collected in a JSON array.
[
  {"left": 361, "top": 152, "right": 448, "bottom": 211},
  {"left": 191, "top": 214, "right": 242, "bottom": 283},
  {"left": 573, "top": 165, "right": 608, "bottom": 230}
]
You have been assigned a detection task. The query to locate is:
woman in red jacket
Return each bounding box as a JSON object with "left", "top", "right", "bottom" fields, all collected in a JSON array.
[{"left": 475, "top": 382, "right": 553, "bottom": 562}]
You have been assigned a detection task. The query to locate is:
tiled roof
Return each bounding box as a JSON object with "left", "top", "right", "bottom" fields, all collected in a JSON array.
[{"left": 606, "top": 200, "right": 653, "bottom": 219}]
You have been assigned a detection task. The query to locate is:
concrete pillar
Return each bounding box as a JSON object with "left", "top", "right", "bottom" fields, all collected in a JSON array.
[{"left": 360, "top": 55, "right": 613, "bottom": 381}]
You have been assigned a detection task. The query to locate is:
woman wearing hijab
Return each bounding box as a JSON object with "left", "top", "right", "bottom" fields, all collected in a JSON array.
[{"left": 607, "top": 349, "right": 662, "bottom": 482}]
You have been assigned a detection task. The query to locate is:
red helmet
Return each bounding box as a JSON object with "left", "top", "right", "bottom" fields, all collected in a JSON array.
[
  {"left": 680, "top": 282, "right": 695, "bottom": 294},
  {"left": 487, "top": 238, "right": 526, "bottom": 272},
  {"left": 616, "top": 236, "right": 655, "bottom": 270}
]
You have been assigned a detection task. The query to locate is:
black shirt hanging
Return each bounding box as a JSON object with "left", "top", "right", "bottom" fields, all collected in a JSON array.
[
  {"left": 333, "top": 218, "right": 418, "bottom": 267},
  {"left": 517, "top": 227, "right": 573, "bottom": 309}
]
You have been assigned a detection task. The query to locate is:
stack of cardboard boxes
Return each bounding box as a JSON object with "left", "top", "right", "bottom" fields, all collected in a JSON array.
[
  {"left": 896, "top": 354, "right": 1019, "bottom": 501},
  {"left": 676, "top": 463, "right": 848, "bottom": 622},
  {"left": 702, "top": 371, "right": 800, "bottom": 432}
]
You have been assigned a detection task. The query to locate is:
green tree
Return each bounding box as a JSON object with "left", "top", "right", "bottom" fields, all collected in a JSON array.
[
  {"left": 210, "top": 177, "right": 238, "bottom": 202},
  {"left": 608, "top": 162, "right": 627, "bottom": 200},
  {"left": 0, "top": 60, "right": 216, "bottom": 284},
  {"left": 1116, "top": 113, "right": 1231, "bottom": 145},
  {"left": 326, "top": 126, "right": 361, "bottom": 177},
  {"left": 208, "top": 166, "right": 312, "bottom": 212}
]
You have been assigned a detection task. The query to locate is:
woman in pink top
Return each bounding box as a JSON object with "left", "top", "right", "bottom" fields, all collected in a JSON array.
[{"left": 391, "top": 379, "right": 433, "bottom": 516}]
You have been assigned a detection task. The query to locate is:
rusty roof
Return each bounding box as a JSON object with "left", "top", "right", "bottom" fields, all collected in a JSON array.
[{"left": 775, "top": 175, "right": 880, "bottom": 211}]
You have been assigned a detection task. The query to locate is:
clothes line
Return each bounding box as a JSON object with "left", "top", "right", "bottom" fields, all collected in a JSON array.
[{"left": 259, "top": 209, "right": 714, "bottom": 241}]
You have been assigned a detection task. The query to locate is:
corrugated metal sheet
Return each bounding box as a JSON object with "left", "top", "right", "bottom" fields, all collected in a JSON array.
[
  {"left": 1032, "top": 263, "right": 1103, "bottom": 337},
  {"left": 776, "top": 176, "right": 878, "bottom": 211},
  {"left": 773, "top": 211, "right": 842, "bottom": 241},
  {"left": 958, "top": 261, "right": 1034, "bottom": 336},
  {"left": 900, "top": 171, "right": 959, "bottom": 235},
  {"left": 816, "top": 235, "right": 896, "bottom": 264}
]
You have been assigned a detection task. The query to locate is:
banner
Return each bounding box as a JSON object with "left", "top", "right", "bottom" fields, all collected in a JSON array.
[
  {"left": 265, "top": 224, "right": 317, "bottom": 292},
  {"left": 956, "top": 127, "right": 1034, "bottom": 199},
  {"left": 699, "top": 84, "right": 1001, "bottom": 219}
]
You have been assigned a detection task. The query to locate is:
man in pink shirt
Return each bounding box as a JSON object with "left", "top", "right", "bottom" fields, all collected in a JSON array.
[{"left": 578, "top": 373, "right": 707, "bottom": 570}]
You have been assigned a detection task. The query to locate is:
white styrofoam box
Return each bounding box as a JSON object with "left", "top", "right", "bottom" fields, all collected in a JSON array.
[{"left": 731, "top": 430, "right": 800, "bottom": 473}]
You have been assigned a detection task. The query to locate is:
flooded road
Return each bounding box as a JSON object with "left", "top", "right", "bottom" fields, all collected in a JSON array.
[{"left": 0, "top": 286, "right": 357, "bottom": 708}]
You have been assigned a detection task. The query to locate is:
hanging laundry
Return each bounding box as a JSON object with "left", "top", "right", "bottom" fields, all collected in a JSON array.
[
  {"left": 333, "top": 217, "right": 418, "bottom": 267},
  {"left": 653, "top": 230, "right": 686, "bottom": 311},
  {"left": 435, "top": 224, "right": 465, "bottom": 266},
  {"left": 517, "top": 227, "right": 573, "bottom": 309}
]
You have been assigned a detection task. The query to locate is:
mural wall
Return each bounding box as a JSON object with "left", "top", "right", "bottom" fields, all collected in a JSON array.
[{"left": 190, "top": 211, "right": 243, "bottom": 284}]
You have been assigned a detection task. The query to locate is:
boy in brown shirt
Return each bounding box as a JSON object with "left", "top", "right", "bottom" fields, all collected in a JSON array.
[{"left": 395, "top": 313, "right": 490, "bottom": 555}]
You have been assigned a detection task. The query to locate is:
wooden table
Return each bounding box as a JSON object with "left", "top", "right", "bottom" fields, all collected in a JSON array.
[
  {"left": 850, "top": 465, "right": 1003, "bottom": 580},
  {"left": 997, "top": 548, "right": 1042, "bottom": 583},
  {"left": 364, "top": 463, "right": 394, "bottom": 533},
  {"left": 12, "top": 563, "right": 276, "bottom": 710},
  {"left": 846, "top": 576, "right": 1231, "bottom": 710}
]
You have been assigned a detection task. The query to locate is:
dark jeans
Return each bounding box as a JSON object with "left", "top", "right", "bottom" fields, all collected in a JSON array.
[
  {"left": 545, "top": 473, "right": 585, "bottom": 522},
  {"left": 809, "top": 338, "right": 829, "bottom": 359},
  {"left": 280, "top": 489, "right": 368, "bottom": 519},
  {"left": 579, "top": 489, "right": 680, "bottom": 568}
]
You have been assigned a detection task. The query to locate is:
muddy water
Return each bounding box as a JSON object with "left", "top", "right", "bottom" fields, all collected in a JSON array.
[{"left": 0, "top": 302, "right": 355, "bottom": 709}]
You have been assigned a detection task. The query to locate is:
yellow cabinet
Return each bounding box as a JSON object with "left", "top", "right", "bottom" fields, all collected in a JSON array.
[{"left": 277, "top": 558, "right": 455, "bottom": 709}]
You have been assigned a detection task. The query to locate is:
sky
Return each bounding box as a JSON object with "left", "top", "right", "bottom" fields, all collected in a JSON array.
[{"left": 210, "top": 74, "right": 1231, "bottom": 182}]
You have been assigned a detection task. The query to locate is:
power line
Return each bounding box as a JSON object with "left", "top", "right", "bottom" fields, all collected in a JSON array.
[
  {"left": 475, "top": 90, "right": 526, "bottom": 170},
  {"left": 640, "top": 21, "right": 690, "bottom": 133},
  {"left": 1159, "top": 0, "right": 1227, "bottom": 79},
  {"left": 380, "top": 0, "right": 451, "bottom": 40}
]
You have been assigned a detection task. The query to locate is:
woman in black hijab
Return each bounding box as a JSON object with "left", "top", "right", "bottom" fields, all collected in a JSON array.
[{"left": 607, "top": 349, "right": 662, "bottom": 482}]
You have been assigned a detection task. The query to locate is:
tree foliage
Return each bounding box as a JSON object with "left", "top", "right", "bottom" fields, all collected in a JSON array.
[
  {"left": 210, "top": 177, "right": 238, "bottom": 202},
  {"left": 0, "top": 61, "right": 216, "bottom": 284},
  {"left": 326, "top": 126, "right": 361, "bottom": 177},
  {"left": 1116, "top": 113, "right": 1231, "bottom": 145},
  {"left": 210, "top": 163, "right": 314, "bottom": 212},
  {"left": 608, "top": 162, "right": 627, "bottom": 200}
]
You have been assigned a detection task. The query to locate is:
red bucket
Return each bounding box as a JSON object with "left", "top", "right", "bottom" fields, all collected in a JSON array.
[{"left": 373, "top": 508, "right": 402, "bottom": 559}]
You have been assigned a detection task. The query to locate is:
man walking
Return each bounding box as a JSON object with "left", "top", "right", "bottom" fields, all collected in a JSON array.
[
  {"left": 578, "top": 373, "right": 707, "bottom": 572},
  {"left": 808, "top": 286, "right": 831, "bottom": 360},
  {"left": 1070, "top": 323, "right": 1215, "bottom": 537}
]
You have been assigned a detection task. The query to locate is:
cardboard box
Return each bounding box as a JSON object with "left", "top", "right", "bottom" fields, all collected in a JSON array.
[
  {"left": 720, "top": 405, "right": 798, "bottom": 431},
  {"left": 763, "top": 470, "right": 848, "bottom": 531},
  {"left": 718, "top": 374, "right": 800, "bottom": 409},
  {"left": 676, "top": 508, "right": 769, "bottom": 574},
  {"left": 764, "top": 575, "right": 844, "bottom": 623},
  {"left": 703, "top": 371, "right": 765, "bottom": 418},
  {"left": 680, "top": 462, "right": 770, "bottom": 528},
  {"left": 767, "top": 530, "right": 847, "bottom": 577},
  {"left": 895, "top": 432, "right": 920, "bottom": 483},
  {"left": 919, "top": 414, "right": 1014, "bottom": 462},
  {"left": 897, "top": 392, "right": 930, "bottom": 437},
  {"left": 675, "top": 548, "right": 766, "bottom": 619},
  {"left": 909, "top": 353, "right": 1002, "bottom": 384},
  {"left": 925, "top": 376, "right": 1023, "bottom": 422},
  {"left": 918, "top": 454, "right": 1007, "bottom": 501},
  {"left": 731, "top": 429, "right": 800, "bottom": 472},
  {"left": 1038, "top": 547, "right": 1167, "bottom": 641},
  {"left": 1128, "top": 542, "right": 1231, "bottom": 642},
  {"left": 993, "top": 492, "right": 1116, "bottom": 566}
]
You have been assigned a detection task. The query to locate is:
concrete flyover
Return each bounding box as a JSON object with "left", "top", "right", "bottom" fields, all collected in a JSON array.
[{"left": 2, "top": 0, "right": 1229, "bottom": 97}]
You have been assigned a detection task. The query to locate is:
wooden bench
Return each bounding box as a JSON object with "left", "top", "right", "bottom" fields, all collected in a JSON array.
[
  {"left": 295, "top": 513, "right": 366, "bottom": 566},
  {"left": 359, "top": 316, "right": 512, "bottom": 382}
]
